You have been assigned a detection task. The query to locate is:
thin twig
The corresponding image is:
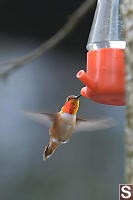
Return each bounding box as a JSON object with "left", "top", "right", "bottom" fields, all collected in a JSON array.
[{"left": 0, "top": 0, "right": 96, "bottom": 77}]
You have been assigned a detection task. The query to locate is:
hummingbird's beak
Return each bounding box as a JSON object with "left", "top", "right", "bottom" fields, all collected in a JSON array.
[{"left": 75, "top": 94, "right": 82, "bottom": 99}]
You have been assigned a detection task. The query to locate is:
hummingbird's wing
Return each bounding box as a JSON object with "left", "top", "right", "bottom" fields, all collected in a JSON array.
[
  {"left": 75, "top": 116, "right": 115, "bottom": 132},
  {"left": 21, "top": 110, "right": 57, "bottom": 127}
]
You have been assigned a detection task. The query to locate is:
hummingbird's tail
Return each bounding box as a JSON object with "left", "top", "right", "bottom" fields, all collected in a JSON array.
[{"left": 43, "top": 137, "right": 61, "bottom": 160}]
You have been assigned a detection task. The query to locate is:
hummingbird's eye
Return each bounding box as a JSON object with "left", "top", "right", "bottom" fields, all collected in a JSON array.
[{"left": 67, "top": 97, "right": 71, "bottom": 101}]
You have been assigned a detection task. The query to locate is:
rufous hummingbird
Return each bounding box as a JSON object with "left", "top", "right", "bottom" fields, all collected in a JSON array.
[{"left": 22, "top": 95, "right": 114, "bottom": 160}]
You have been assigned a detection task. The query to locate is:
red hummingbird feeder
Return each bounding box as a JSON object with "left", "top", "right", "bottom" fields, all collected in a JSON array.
[{"left": 77, "top": 0, "right": 126, "bottom": 106}]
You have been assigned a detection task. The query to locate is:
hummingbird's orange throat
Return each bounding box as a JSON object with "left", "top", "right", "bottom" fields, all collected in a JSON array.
[{"left": 61, "top": 98, "right": 79, "bottom": 115}]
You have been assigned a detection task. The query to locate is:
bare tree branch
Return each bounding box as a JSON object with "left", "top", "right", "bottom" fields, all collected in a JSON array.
[
  {"left": 0, "top": 0, "right": 96, "bottom": 77},
  {"left": 121, "top": 0, "right": 133, "bottom": 183}
]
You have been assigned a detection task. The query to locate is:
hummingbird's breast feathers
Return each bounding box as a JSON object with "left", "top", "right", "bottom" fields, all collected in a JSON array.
[
  {"left": 60, "top": 112, "right": 76, "bottom": 123},
  {"left": 50, "top": 112, "right": 76, "bottom": 142}
]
